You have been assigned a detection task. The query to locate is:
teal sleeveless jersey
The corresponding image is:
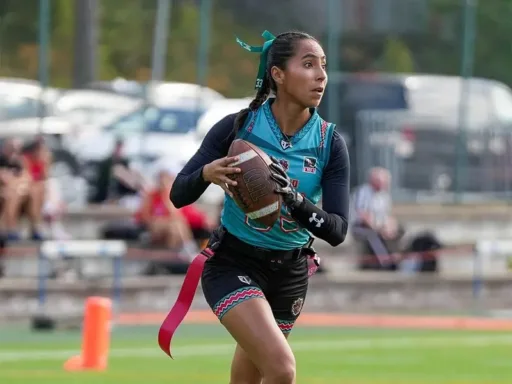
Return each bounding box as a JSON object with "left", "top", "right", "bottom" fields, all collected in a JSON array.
[{"left": 221, "top": 99, "right": 336, "bottom": 250}]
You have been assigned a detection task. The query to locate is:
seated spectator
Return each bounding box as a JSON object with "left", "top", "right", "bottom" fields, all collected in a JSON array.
[
  {"left": 101, "top": 158, "right": 213, "bottom": 250},
  {"left": 164, "top": 164, "right": 214, "bottom": 248},
  {"left": 350, "top": 167, "right": 404, "bottom": 270},
  {"left": 22, "top": 137, "right": 50, "bottom": 240},
  {"left": 0, "top": 138, "right": 31, "bottom": 240},
  {"left": 93, "top": 139, "right": 139, "bottom": 204},
  {"left": 177, "top": 200, "right": 213, "bottom": 249},
  {"left": 136, "top": 166, "right": 198, "bottom": 257},
  {"left": 111, "top": 160, "right": 146, "bottom": 211}
]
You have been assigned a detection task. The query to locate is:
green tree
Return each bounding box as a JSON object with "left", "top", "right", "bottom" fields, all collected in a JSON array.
[
  {"left": 99, "top": 0, "right": 155, "bottom": 80},
  {"left": 0, "top": 0, "right": 39, "bottom": 78},
  {"left": 97, "top": 0, "right": 257, "bottom": 96},
  {"left": 424, "top": 0, "right": 512, "bottom": 86},
  {"left": 51, "top": 0, "right": 74, "bottom": 86},
  {"left": 164, "top": 2, "right": 257, "bottom": 96},
  {"left": 0, "top": 0, "right": 263, "bottom": 96},
  {"left": 380, "top": 37, "right": 415, "bottom": 73}
]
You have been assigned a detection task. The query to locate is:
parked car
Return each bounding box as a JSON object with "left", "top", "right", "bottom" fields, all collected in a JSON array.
[
  {"left": 87, "top": 79, "right": 226, "bottom": 106},
  {"left": 52, "top": 89, "right": 142, "bottom": 126},
  {"left": 321, "top": 72, "right": 512, "bottom": 196},
  {"left": 360, "top": 110, "right": 512, "bottom": 195},
  {"left": 195, "top": 97, "right": 252, "bottom": 141},
  {"left": 355, "top": 75, "right": 512, "bottom": 195},
  {"left": 87, "top": 78, "right": 145, "bottom": 98},
  {"left": 317, "top": 72, "right": 409, "bottom": 187},
  {"left": 0, "top": 78, "right": 61, "bottom": 120},
  {"left": 74, "top": 102, "right": 213, "bottom": 202},
  {"left": 0, "top": 78, "right": 141, "bottom": 129}
]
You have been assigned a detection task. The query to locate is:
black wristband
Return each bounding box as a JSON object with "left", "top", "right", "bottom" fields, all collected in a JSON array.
[{"left": 289, "top": 197, "right": 347, "bottom": 247}]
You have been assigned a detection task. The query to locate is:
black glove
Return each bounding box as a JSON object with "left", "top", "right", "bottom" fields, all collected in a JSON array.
[{"left": 269, "top": 156, "right": 304, "bottom": 209}]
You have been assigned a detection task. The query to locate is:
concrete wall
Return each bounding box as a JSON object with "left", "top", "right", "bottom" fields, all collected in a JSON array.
[
  {"left": 2, "top": 203, "right": 511, "bottom": 321},
  {"left": 1, "top": 273, "right": 510, "bottom": 321}
]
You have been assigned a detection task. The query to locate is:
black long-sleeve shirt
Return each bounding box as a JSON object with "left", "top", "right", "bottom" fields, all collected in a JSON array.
[{"left": 171, "top": 113, "right": 350, "bottom": 246}]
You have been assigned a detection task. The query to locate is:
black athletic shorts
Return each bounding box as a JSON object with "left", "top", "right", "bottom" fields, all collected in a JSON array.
[{"left": 201, "top": 228, "right": 309, "bottom": 334}]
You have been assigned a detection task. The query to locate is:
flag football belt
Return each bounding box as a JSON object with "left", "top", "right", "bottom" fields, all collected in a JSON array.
[
  {"left": 157, "top": 247, "right": 213, "bottom": 359},
  {"left": 158, "top": 229, "right": 319, "bottom": 359}
]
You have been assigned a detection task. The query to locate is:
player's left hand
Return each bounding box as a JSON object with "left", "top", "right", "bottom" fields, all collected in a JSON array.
[{"left": 269, "top": 156, "right": 303, "bottom": 209}]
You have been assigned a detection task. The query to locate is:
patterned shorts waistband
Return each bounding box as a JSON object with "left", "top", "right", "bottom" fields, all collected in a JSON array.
[{"left": 222, "top": 230, "right": 303, "bottom": 261}]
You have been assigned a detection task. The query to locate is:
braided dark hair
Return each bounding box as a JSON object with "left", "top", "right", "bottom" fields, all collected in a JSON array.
[{"left": 233, "top": 31, "right": 317, "bottom": 133}]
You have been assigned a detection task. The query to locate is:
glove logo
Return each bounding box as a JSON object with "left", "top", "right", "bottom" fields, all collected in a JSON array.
[
  {"left": 309, "top": 212, "right": 324, "bottom": 228},
  {"left": 302, "top": 156, "right": 317, "bottom": 174}
]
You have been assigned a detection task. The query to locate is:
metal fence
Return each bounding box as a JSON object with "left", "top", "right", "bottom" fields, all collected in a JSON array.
[
  {"left": 2, "top": 0, "right": 512, "bottom": 204},
  {"left": 0, "top": 0, "right": 488, "bottom": 95},
  {"left": 354, "top": 109, "right": 512, "bottom": 203}
]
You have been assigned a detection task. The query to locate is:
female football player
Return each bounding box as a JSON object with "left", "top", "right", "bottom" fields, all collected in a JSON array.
[{"left": 170, "top": 30, "right": 350, "bottom": 384}]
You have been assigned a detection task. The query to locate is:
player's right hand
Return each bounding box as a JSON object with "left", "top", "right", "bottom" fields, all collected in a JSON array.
[{"left": 202, "top": 156, "right": 241, "bottom": 197}]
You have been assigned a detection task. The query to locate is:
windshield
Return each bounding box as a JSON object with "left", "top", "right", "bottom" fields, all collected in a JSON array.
[
  {"left": 0, "top": 94, "right": 46, "bottom": 120},
  {"left": 105, "top": 106, "right": 204, "bottom": 135},
  {"left": 318, "top": 78, "right": 408, "bottom": 133},
  {"left": 320, "top": 79, "right": 407, "bottom": 112}
]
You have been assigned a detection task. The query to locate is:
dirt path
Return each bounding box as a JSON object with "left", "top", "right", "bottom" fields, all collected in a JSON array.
[{"left": 117, "top": 310, "right": 512, "bottom": 331}]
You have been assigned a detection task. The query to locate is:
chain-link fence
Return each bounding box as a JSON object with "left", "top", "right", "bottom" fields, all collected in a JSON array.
[
  {"left": 354, "top": 109, "right": 512, "bottom": 202},
  {"left": 0, "top": 0, "right": 511, "bottom": 202}
]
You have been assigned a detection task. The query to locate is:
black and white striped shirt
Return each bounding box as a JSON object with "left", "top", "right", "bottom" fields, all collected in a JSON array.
[{"left": 351, "top": 183, "right": 391, "bottom": 228}]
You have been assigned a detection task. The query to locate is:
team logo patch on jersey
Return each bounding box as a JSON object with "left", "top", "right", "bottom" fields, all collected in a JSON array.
[
  {"left": 291, "top": 297, "right": 304, "bottom": 316},
  {"left": 303, "top": 157, "right": 317, "bottom": 174},
  {"left": 281, "top": 139, "right": 292, "bottom": 150},
  {"left": 278, "top": 159, "right": 290, "bottom": 172},
  {"left": 291, "top": 179, "right": 299, "bottom": 188}
]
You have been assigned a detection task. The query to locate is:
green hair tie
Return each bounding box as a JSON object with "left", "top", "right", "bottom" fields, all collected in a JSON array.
[{"left": 236, "top": 30, "right": 276, "bottom": 90}]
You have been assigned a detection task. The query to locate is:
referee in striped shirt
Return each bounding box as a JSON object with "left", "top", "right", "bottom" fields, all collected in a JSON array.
[{"left": 351, "top": 167, "right": 403, "bottom": 270}]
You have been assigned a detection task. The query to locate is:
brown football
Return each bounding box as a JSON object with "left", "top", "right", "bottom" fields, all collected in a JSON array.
[{"left": 227, "top": 139, "right": 281, "bottom": 227}]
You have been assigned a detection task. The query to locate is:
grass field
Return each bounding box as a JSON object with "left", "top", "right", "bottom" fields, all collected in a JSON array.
[{"left": 0, "top": 319, "right": 511, "bottom": 384}]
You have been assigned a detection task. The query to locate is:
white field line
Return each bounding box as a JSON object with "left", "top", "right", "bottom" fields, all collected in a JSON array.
[{"left": 0, "top": 334, "right": 511, "bottom": 364}]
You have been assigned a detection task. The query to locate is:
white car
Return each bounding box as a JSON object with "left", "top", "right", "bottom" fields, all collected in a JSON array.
[
  {"left": 146, "top": 81, "right": 225, "bottom": 105},
  {"left": 0, "top": 78, "right": 60, "bottom": 120},
  {"left": 70, "top": 82, "right": 227, "bottom": 161},
  {"left": 195, "top": 97, "right": 252, "bottom": 141},
  {"left": 72, "top": 101, "right": 204, "bottom": 164},
  {"left": 52, "top": 89, "right": 142, "bottom": 126},
  {"left": 0, "top": 78, "right": 140, "bottom": 129},
  {"left": 74, "top": 100, "right": 212, "bottom": 202}
]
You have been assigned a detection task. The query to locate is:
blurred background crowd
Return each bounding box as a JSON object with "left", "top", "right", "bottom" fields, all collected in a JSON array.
[{"left": 0, "top": 0, "right": 510, "bottom": 278}]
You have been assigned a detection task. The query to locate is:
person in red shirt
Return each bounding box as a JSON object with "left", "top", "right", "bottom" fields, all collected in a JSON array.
[
  {"left": 22, "top": 137, "right": 49, "bottom": 240},
  {"left": 178, "top": 203, "right": 213, "bottom": 249},
  {"left": 137, "top": 167, "right": 195, "bottom": 252}
]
